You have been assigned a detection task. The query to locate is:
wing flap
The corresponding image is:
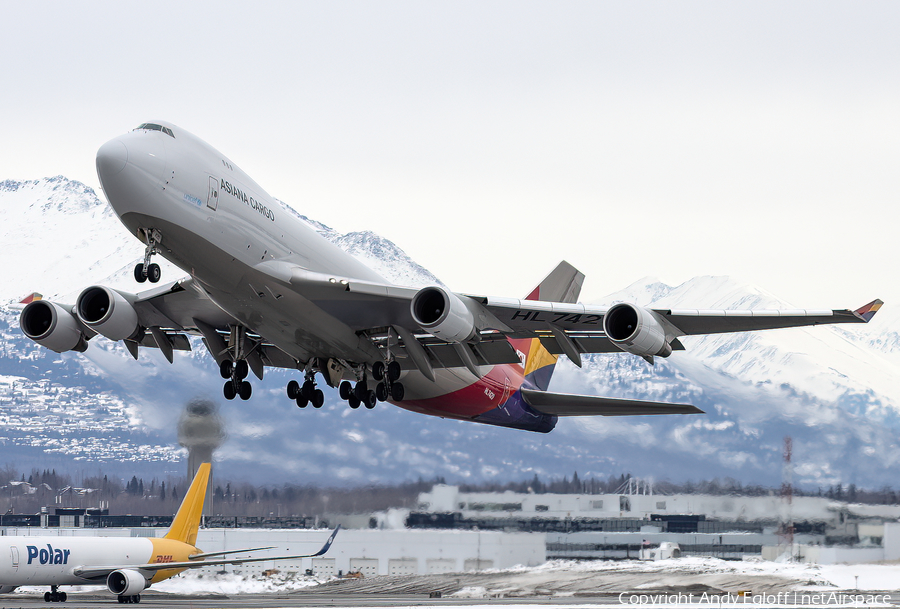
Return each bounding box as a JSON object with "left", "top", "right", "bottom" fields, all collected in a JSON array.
[{"left": 521, "top": 388, "right": 702, "bottom": 416}]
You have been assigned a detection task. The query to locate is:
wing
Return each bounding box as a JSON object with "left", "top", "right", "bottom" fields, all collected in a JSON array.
[
  {"left": 74, "top": 526, "right": 340, "bottom": 579},
  {"left": 22, "top": 259, "right": 880, "bottom": 379},
  {"left": 287, "top": 261, "right": 881, "bottom": 372},
  {"left": 50, "top": 277, "right": 300, "bottom": 373}
]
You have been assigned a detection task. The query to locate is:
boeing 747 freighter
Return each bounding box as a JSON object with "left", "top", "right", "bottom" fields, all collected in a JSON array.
[{"left": 18, "top": 121, "right": 882, "bottom": 432}]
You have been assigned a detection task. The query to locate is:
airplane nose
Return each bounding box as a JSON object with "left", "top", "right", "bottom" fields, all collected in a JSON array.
[{"left": 96, "top": 139, "right": 128, "bottom": 178}]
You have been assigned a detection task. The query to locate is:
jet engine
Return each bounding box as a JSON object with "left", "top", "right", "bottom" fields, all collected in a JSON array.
[
  {"left": 410, "top": 286, "right": 476, "bottom": 343},
  {"left": 19, "top": 300, "right": 88, "bottom": 353},
  {"left": 603, "top": 303, "right": 673, "bottom": 357},
  {"left": 76, "top": 286, "right": 140, "bottom": 341},
  {"left": 106, "top": 569, "right": 148, "bottom": 596}
]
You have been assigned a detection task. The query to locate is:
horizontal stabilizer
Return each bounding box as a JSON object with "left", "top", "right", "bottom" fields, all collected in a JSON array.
[{"left": 521, "top": 388, "right": 702, "bottom": 416}]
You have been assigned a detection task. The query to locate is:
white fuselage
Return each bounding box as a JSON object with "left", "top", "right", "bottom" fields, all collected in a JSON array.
[
  {"left": 95, "top": 122, "right": 481, "bottom": 403},
  {"left": 0, "top": 537, "right": 152, "bottom": 587}
]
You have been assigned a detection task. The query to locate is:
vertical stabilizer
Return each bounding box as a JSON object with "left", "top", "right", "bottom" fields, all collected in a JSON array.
[
  {"left": 164, "top": 462, "right": 210, "bottom": 546},
  {"left": 516, "top": 261, "right": 585, "bottom": 391}
]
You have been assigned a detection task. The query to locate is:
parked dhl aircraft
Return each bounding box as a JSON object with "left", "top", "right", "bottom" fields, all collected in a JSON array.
[
  {"left": 0, "top": 464, "right": 339, "bottom": 603},
  {"left": 18, "top": 122, "right": 882, "bottom": 433}
]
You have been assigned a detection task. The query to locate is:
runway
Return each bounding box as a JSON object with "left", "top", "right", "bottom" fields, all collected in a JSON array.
[
  {"left": 0, "top": 592, "right": 627, "bottom": 608},
  {"left": 4, "top": 563, "right": 899, "bottom": 608},
  {"left": 1, "top": 591, "right": 898, "bottom": 609}
]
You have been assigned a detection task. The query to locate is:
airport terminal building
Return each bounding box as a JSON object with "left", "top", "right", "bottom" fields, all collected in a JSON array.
[{"left": 3, "top": 484, "right": 900, "bottom": 575}]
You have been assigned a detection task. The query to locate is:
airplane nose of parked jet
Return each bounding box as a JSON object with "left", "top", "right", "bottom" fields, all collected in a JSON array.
[{"left": 96, "top": 139, "right": 128, "bottom": 178}]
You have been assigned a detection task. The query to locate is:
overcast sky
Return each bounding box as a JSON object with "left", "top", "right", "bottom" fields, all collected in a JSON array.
[{"left": 2, "top": 1, "right": 897, "bottom": 309}]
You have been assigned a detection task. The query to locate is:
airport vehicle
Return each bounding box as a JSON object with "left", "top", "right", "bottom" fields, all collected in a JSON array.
[
  {"left": 18, "top": 121, "right": 882, "bottom": 433},
  {"left": 0, "top": 463, "right": 339, "bottom": 603}
]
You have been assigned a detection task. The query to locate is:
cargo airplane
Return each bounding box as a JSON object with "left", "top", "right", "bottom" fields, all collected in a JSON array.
[
  {"left": 0, "top": 463, "right": 339, "bottom": 603},
  {"left": 18, "top": 121, "right": 882, "bottom": 433}
]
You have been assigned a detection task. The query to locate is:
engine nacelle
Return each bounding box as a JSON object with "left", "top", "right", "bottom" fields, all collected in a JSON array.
[
  {"left": 410, "top": 286, "right": 476, "bottom": 343},
  {"left": 76, "top": 286, "right": 139, "bottom": 341},
  {"left": 107, "top": 569, "right": 149, "bottom": 596},
  {"left": 19, "top": 300, "right": 87, "bottom": 353},
  {"left": 603, "top": 303, "right": 673, "bottom": 358}
]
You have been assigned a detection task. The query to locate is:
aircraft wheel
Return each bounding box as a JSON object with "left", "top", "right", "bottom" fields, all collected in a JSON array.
[
  {"left": 223, "top": 381, "right": 236, "bottom": 400},
  {"left": 387, "top": 360, "right": 402, "bottom": 382},
  {"left": 375, "top": 382, "right": 388, "bottom": 402},
  {"left": 133, "top": 594, "right": 141, "bottom": 603},
  {"left": 147, "top": 263, "right": 161, "bottom": 283},
  {"left": 301, "top": 380, "right": 315, "bottom": 400},
  {"left": 44, "top": 591, "right": 51, "bottom": 602},
  {"left": 234, "top": 359, "right": 249, "bottom": 380},
  {"left": 348, "top": 394, "right": 360, "bottom": 409},
  {"left": 339, "top": 381, "right": 352, "bottom": 400},
  {"left": 312, "top": 388, "right": 324, "bottom": 408},
  {"left": 365, "top": 390, "right": 377, "bottom": 409},
  {"left": 219, "top": 360, "right": 233, "bottom": 379},
  {"left": 239, "top": 381, "right": 252, "bottom": 400},
  {"left": 354, "top": 382, "right": 367, "bottom": 401},
  {"left": 287, "top": 380, "right": 300, "bottom": 400},
  {"left": 372, "top": 361, "right": 385, "bottom": 381},
  {"left": 133, "top": 264, "right": 146, "bottom": 283},
  {"left": 60, "top": 592, "right": 67, "bottom": 602},
  {"left": 296, "top": 394, "right": 308, "bottom": 408},
  {"left": 390, "top": 382, "right": 405, "bottom": 402}
]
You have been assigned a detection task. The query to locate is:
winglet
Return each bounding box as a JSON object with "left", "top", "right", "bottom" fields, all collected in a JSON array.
[
  {"left": 854, "top": 299, "right": 883, "bottom": 323},
  {"left": 312, "top": 525, "right": 341, "bottom": 556},
  {"left": 20, "top": 292, "right": 43, "bottom": 304},
  {"left": 7, "top": 292, "right": 43, "bottom": 311},
  {"left": 164, "top": 462, "right": 211, "bottom": 547}
]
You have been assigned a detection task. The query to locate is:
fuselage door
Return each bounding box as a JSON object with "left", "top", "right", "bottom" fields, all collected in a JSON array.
[
  {"left": 206, "top": 176, "right": 219, "bottom": 210},
  {"left": 11, "top": 546, "right": 18, "bottom": 571}
]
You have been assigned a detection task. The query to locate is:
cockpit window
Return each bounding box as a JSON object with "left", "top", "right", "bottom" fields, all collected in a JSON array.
[{"left": 136, "top": 123, "right": 175, "bottom": 138}]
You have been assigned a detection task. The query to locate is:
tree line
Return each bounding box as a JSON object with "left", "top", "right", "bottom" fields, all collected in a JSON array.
[{"left": 0, "top": 467, "right": 895, "bottom": 518}]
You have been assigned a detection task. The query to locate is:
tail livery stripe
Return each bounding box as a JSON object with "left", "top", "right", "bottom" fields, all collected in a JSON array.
[
  {"left": 516, "top": 261, "right": 585, "bottom": 392},
  {"left": 854, "top": 299, "right": 883, "bottom": 322}
]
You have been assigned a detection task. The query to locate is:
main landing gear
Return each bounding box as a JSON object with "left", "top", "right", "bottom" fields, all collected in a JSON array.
[
  {"left": 372, "top": 360, "right": 405, "bottom": 402},
  {"left": 134, "top": 228, "right": 162, "bottom": 284},
  {"left": 44, "top": 586, "right": 67, "bottom": 603},
  {"left": 338, "top": 379, "right": 377, "bottom": 410},
  {"left": 285, "top": 360, "right": 405, "bottom": 411},
  {"left": 221, "top": 359, "right": 252, "bottom": 400},
  {"left": 220, "top": 326, "right": 258, "bottom": 401},
  {"left": 117, "top": 594, "right": 141, "bottom": 603},
  {"left": 287, "top": 375, "right": 324, "bottom": 408}
]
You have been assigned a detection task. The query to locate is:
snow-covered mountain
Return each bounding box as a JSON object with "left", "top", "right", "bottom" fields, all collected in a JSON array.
[{"left": 1, "top": 177, "right": 898, "bottom": 489}]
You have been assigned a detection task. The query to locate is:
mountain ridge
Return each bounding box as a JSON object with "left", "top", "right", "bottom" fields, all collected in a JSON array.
[{"left": 1, "top": 176, "right": 897, "bottom": 488}]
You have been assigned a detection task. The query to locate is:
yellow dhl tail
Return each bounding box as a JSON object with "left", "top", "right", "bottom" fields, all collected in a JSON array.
[{"left": 163, "top": 462, "right": 210, "bottom": 547}]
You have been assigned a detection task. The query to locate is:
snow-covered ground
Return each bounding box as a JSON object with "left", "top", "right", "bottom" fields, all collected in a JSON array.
[{"left": 9, "top": 557, "right": 899, "bottom": 599}]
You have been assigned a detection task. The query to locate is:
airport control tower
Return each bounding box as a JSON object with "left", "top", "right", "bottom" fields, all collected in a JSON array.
[{"left": 177, "top": 399, "right": 226, "bottom": 503}]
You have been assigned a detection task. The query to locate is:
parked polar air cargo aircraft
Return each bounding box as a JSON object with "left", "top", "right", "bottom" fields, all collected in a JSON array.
[
  {"left": 0, "top": 464, "right": 339, "bottom": 603},
  {"left": 19, "top": 121, "right": 882, "bottom": 433}
]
